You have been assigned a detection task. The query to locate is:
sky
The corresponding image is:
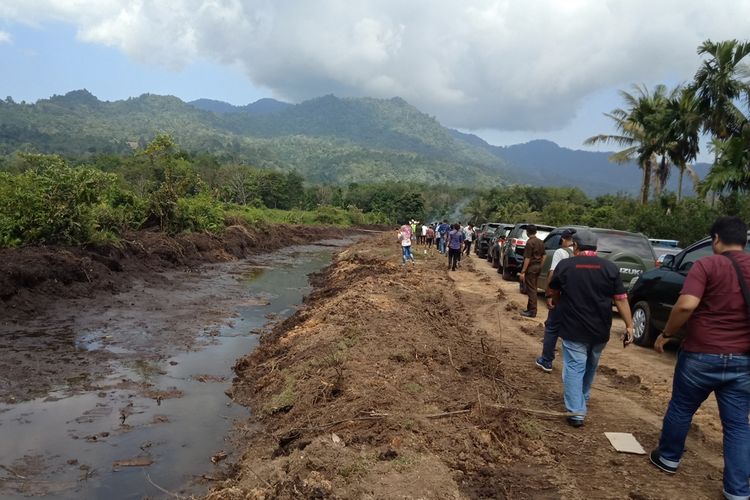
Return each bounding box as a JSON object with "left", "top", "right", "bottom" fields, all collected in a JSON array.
[{"left": 2, "top": 1, "right": 750, "bottom": 160}]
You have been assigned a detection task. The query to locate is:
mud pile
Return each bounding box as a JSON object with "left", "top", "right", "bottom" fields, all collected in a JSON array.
[
  {"left": 207, "top": 236, "right": 545, "bottom": 499},
  {"left": 0, "top": 223, "right": 352, "bottom": 318}
]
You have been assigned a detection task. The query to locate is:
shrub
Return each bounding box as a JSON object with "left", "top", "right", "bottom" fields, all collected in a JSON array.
[
  {"left": 173, "top": 194, "right": 225, "bottom": 233},
  {"left": 0, "top": 155, "right": 122, "bottom": 246}
]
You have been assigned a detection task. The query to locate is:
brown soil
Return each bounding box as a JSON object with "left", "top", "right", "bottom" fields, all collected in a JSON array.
[{"left": 208, "top": 234, "right": 727, "bottom": 499}]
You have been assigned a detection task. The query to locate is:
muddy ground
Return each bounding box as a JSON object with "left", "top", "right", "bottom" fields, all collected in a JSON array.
[
  {"left": 0, "top": 224, "right": 358, "bottom": 404},
  {"left": 209, "top": 234, "right": 727, "bottom": 499}
]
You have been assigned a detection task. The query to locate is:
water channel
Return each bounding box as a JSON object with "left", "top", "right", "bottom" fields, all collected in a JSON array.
[{"left": 0, "top": 240, "right": 350, "bottom": 499}]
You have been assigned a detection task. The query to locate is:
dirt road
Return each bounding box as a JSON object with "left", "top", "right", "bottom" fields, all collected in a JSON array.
[
  {"left": 452, "top": 255, "right": 725, "bottom": 499},
  {"left": 210, "top": 234, "right": 727, "bottom": 499}
]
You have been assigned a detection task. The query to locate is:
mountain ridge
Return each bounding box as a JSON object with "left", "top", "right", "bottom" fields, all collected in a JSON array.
[{"left": 0, "top": 90, "right": 706, "bottom": 194}]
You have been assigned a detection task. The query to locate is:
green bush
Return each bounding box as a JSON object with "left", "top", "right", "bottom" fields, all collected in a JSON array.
[
  {"left": 0, "top": 155, "right": 122, "bottom": 246},
  {"left": 173, "top": 194, "right": 225, "bottom": 233}
]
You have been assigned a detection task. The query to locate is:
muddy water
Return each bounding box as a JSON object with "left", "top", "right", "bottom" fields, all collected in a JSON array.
[{"left": 0, "top": 240, "right": 350, "bottom": 499}]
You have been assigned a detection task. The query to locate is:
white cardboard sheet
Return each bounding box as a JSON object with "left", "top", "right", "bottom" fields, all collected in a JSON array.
[{"left": 604, "top": 432, "right": 647, "bottom": 455}]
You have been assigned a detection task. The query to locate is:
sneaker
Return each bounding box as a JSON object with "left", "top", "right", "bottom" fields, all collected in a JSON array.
[
  {"left": 649, "top": 449, "right": 677, "bottom": 474},
  {"left": 566, "top": 417, "right": 584, "bottom": 428},
  {"left": 535, "top": 357, "right": 552, "bottom": 372},
  {"left": 520, "top": 310, "right": 536, "bottom": 318}
]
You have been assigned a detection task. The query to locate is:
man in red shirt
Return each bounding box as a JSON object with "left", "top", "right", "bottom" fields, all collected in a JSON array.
[{"left": 650, "top": 217, "right": 750, "bottom": 500}]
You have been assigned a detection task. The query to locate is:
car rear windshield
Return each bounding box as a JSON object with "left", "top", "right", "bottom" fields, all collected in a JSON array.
[
  {"left": 596, "top": 232, "right": 655, "bottom": 260},
  {"left": 519, "top": 229, "right": 551, "bottom": 241}
]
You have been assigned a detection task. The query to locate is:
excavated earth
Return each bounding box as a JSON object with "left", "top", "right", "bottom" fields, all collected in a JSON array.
[{"left": 207, "top": 233, "right": 727, "bottom": 500}]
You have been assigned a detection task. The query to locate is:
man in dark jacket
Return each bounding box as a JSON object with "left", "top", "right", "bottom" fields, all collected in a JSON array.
[
  {"left": 649, "top": 216, "right": 750, "bottom": 500},
  {"left": 520, "top": 224, "right": 546, "bottom": 318},
  {"left": 548, "top": 229, "right": 634, "bottom": 427}
]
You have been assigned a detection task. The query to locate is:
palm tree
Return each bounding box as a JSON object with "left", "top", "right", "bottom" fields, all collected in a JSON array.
[
  {"left": 691, "top": 39, "right": 750, "bottom": 140},
  {"left": 691, "top": 39, "right": 750, "bottom": 194},
  {"left": 585, "top": 84, "right": 672, "bottom": 204},
  {"left": 666, "top": 89, "right": 702, "bottom": 201}
]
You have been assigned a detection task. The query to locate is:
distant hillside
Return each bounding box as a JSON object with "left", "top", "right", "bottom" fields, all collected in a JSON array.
[
  {"left": 449, "top": 131, "right": 709, "bottom": 196},
  {"left": 189, "top": 97, "right": 291, "bottom": 115},
  {"left": 0, "top": 90, "right": 513, "bottom": 186}
]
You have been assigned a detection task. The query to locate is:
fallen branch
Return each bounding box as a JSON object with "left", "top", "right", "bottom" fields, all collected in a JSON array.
[
  {"left": 424, "top": 409, "right": 471, "bottom": 419},
  {"left": 447, "top": 347, "right": 461, "bottom": 374},
  {"left": 489, "top": 404, "right": 583, "bottom": 418}
]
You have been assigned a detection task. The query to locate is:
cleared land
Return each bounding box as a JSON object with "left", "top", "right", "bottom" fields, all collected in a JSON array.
[{"left": 210, "top": 233, "right": 726, "bottom": 499}]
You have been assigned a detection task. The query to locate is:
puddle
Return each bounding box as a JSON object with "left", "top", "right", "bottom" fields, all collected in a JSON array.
[{"left": 0, "top": 239, "right": 351, "bottom": 499}]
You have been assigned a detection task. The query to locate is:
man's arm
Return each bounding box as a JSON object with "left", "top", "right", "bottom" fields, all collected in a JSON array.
[
  {"left": 613, "top": 297, "right": 634, "bottom": 345},
  {"left": 654, "top": 294, "right": 700, "bottom": 353}
]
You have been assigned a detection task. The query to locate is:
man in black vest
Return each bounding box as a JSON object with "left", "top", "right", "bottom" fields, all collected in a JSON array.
[{"left": 548, "top": 229, "right": 634, "bottom": 427}]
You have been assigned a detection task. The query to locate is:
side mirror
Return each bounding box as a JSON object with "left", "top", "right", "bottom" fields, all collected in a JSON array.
[{"left": 660, "top": 254, "right": 675, "bottom": 269}]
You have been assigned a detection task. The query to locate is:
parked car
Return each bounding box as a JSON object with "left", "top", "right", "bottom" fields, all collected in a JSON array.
[
  {"left": 499, "top": 223, "right": 555, "bottom": 280},
  {"left": 475, "top": 222, "right": 504, "bottom": 258},
  {"left": 628, "top": 231, "right": 750, "bottom": 346},
  {"left": 536, "top": 226, "right": 658, "bottom": 291},
  {"left": 649, "top": 239, "right": 683, "bottom": 264},
  {"left": 488, "top": 224, "right": 515, "bottom": 268}
]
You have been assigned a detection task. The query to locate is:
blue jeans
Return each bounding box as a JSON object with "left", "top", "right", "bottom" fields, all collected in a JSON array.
[
  {"left": 656, "top": 351, "right": 750, "bottom": 499},
  {"left": 401, "top": 245, "right": 413, "bottom": 263},
  {"left": 438, "top": 236, "right": 446, "bottom": 254},
  {"left": 541, "top": 307, "right": 560, "bottom": 363},
  {"left": 562, "top": 339, "right": 606, "bottom": 421}
]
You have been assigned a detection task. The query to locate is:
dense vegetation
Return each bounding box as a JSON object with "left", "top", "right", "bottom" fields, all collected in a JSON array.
[{"left": 0, "top": 134, "right": 481, "bottom": 247}]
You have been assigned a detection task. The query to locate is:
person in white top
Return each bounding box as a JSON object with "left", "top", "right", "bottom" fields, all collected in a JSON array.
[{"left": 535, "top": 228, "right": 575, "bottom": 372}]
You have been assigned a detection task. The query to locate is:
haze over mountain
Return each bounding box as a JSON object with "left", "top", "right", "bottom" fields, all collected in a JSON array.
[{"left": 0, "top": 90, "right": 705, "bottom": 195}]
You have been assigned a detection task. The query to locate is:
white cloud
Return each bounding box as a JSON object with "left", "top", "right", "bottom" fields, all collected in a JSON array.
[
  {"left": 0, "top": 30, "right": 11, "bottom": 43},
  {"left": 2, "top": 0, "right": 750, "bottom": 131}
]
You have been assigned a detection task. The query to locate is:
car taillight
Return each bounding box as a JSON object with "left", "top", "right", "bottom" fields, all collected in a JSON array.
[{"left": 512, "top": 238, "right": 525, "bottom": 247}]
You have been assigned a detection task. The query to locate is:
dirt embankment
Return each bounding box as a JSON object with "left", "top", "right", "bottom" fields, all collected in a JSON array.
[
  {"left": 208, "top": 234, "right": 726, "bottom": 499},
  {"left": 0, "top": 223, "right": 358, "bottom": 320},
  {"left": 207, "top": 236, "right": 556, "bottom": 499}
]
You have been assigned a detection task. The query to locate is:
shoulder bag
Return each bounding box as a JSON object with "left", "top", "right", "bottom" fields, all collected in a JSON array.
[{"left": 722, "top": 252, "right": 750, "bottom": 316}]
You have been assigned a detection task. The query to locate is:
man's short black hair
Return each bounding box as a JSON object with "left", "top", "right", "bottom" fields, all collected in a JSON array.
[
  {"left": 710, "top": 216, "right": 748, "bottom": 246},
  {"left": 526, "top": 224, "right": 537, "bottom": 235}
]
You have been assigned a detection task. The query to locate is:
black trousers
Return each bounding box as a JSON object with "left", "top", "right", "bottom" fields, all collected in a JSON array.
[{"left": 448, "top": 248, "right": 461, "bottom": 270}]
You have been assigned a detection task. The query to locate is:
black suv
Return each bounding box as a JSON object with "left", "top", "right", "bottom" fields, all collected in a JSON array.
[
  {"left": 488, "top": 224, "right": 515, "bottom": 268},
  {"left": 628, "top": 231, "right": 750, "bottom": 346},
  {"left": 499, "top": 223, "right": 554, "bottom": 280},
  {"left": 475, "top": 222, "right": 504, "bottom": 258},
  {"left": 537, "top": 226, "right": 657, "bottom": 291}
]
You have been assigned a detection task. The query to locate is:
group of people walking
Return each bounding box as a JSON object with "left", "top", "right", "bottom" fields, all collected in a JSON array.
[
  {"left": 398, "top": 215, "right": 749, "bottom": 498},
  {"left": 518, "top": 218, "right": 749, "bottom": 500},
  {"left": 398, "top": 220, "right": 475, "bottom": 270}
]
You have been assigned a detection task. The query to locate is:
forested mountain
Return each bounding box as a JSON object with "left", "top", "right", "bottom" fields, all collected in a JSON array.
[
  {"left": 0, "top": 90, "right": 514, "bottom": 186},
  {"left": 449, "top": 131, "right": 709, "bottom": 196},
  {"left": 0, "top": 90, "right": 704, "bottom": 194}
]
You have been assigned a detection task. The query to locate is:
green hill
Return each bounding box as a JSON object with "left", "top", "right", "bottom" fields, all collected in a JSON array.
[{"left": 0, "top": 90, "right": 513, "bottom": 186}]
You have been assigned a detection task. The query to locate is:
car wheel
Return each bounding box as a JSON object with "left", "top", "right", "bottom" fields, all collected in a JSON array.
[
  {"left": 632, "top": 301, "right": 655, "bottom": 347},
  {"left": 491, "top": 253, "right": 499, "bottom": 268},
  {"left": 486, "top": 250, "right": 492, "bottom": 262},
  {"left": 502, "top": 264, "right": 514, "bottom": 281}
]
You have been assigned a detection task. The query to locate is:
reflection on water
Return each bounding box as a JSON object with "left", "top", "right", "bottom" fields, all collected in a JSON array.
[{"left": 0, "top": 240, "right": 348, "bottom": 499}]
